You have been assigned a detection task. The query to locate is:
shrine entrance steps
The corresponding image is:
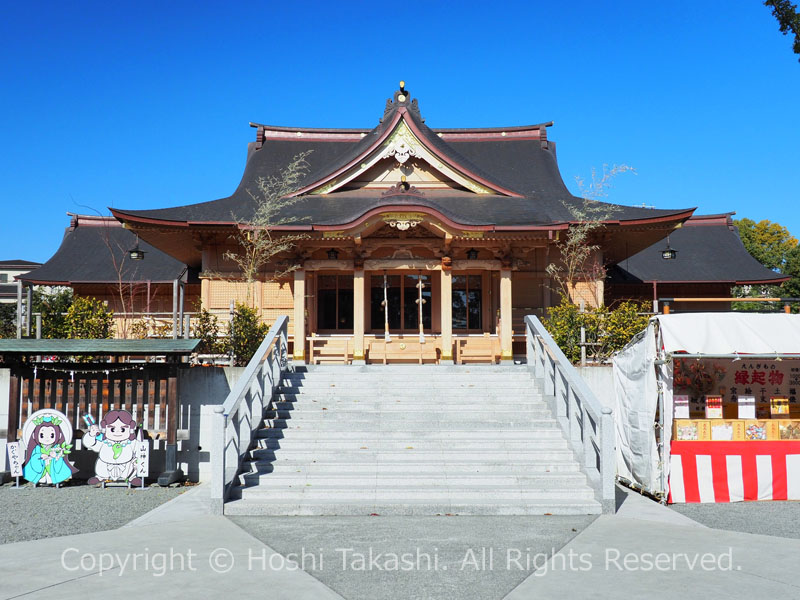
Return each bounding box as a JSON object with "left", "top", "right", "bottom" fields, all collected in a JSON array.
[{"left": 224, "top": 365, "right": 601, "bottom": 516}]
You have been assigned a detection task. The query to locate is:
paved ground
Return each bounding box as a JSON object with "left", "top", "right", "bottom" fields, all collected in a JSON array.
[
  {"left": 0, "top": 481, "right": 185, "bottom": 543},
  {"left": 231, "top": 515, "right": 596, "bottom": 600},
  {"left": 670, "top": 501, "right": 800, "bottom": 539},
  {"left": 4, "top": 483, "right": 800, "bottom": 599},
  {"left": 503, "top": 514, "right": 800, "bottom": 600},
  {"left": 0, "top": 516, "right": 342, "bottom": 600}
]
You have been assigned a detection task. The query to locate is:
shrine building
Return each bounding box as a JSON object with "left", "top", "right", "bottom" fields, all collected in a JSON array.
[
  {"left": 605, "top": 212, "right": 788, "bottom": 311},
  {"left": 103, "top": 83, "right": 696, "bottom": 364}
]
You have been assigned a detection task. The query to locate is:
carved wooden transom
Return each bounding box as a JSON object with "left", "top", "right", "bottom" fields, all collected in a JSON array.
[{"left": 369, "top": 223, "right": 437, "bottom": 239}]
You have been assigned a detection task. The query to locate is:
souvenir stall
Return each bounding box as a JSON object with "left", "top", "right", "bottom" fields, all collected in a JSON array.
[{"left": 613, "top": 313, "right": 800, "bottom": 503}]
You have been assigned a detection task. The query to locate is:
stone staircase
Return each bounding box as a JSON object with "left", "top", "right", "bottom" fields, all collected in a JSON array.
[{"left": 224, "top": 365, "right": 601, "bottom": 515}]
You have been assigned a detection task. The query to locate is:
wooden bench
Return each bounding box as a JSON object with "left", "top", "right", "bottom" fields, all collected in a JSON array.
[
  {"left": 455, "top": 334, "right": 499, "bottom": 364},
  {"left": 307, "top": 336, "right": 353, "bottom": 365}
]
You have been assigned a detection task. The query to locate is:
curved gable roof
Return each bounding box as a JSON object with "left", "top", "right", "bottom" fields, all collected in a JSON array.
[{"left": 112, "top": 86, "right": 694, "bottom": 236}]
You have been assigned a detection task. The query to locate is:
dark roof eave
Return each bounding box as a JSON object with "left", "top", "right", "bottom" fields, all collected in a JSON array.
[
  {"left": 113, "top": 204, "right": 695, "bottom": 232},
  {"left": 19, "top": 276, "right": 186, "bottom": 285},
  {"left": 17, "top": 278, "right": 69, "bottom": 286},
  {"left": 579, "top": 208, "right": 696, "bottom": 227},
  {"left": 249, "top": 121, "right": 555, "bottom": 135},
  {"left": 634, "top": 277, "right": 791, "bottom": 284},
  {"left": 734, "top": 276, "right": 790, "bottom": 285},
  {"left": 111, "top": 208, "right": 190, "bottom": 227}
]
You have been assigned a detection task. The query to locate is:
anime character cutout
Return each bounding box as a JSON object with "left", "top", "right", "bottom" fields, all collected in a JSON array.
[
  {"left": 21, "top": 409, "right": 79, "bottom": 486},
  {"left": 83, "top": 409, "right": 143, "bottom": 486}
]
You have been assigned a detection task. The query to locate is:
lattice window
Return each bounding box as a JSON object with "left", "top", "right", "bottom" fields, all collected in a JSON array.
[
  {"left": 262, "top": 280, "right": 294, "bottom": 310},
  {"left": 208, "top": 281, "right": 249, "bottom": 309}
]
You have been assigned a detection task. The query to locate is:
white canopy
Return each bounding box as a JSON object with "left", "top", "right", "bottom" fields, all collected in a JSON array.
[
  {"left": 658, "top": 313, "right": 800, "bottom": 356},
  {"left": 612, "top": 313, "right": 800, "bottom": 496}
]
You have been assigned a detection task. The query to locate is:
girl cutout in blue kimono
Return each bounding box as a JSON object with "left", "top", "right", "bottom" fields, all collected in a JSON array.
[{"left": 22, "top": 416, "right": 78, "bottom": 485}]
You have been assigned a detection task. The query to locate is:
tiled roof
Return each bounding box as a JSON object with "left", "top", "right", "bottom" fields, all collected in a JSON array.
[
  {"left": 608, "top": 215, "right": 788, "bottom": 284},
  {"left": 19, "top": 216, "right": 190, "bottom": 285}
]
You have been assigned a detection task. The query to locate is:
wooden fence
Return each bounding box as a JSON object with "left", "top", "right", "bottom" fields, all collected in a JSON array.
[{"left": 6, "top": 364, "right": 179, "bottom": 445}]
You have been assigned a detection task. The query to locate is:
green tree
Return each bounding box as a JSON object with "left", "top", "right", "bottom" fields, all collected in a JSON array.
[
  {"left": 765, "top": 0, "right": 800, "bottom": 61},
  {"left": 783, "top": 245, "right": 800, "bottom": 299},
  {"left": 733, "top": 217, "right": 800, "bottom": 309},
  {"left": 735, "top": 218, "right": 797, "bottom": 271},
  {"left": 32, "top": 287, "right": 73, "bottom": 338},
  {"left": 226, "top": 303, "right": 269, "bottom": 366},
  {"left": 65, "top": 297, "right": 114, "bottom": 339},
  {"left": 544, "top": 299, "right": 650, "bottom": 364},
  {"left": 545, "top": 300, "right": 584, "bottom": 363},
  {"left": 0, "top": 304, "right": 16, "bottom": 338},
  {"left": 193, "top": 305, "right": 223, "bottom": 354}
]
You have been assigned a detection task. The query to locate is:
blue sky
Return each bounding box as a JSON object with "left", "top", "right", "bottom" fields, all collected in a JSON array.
[{"left": 1, "top": 1, "right": 798, "bottom": 263}]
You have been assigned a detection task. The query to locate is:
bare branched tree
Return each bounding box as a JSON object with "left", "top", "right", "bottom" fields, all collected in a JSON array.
[
  {"left": 68, "top": 206, "right": 160, "bottom": 339},
  {"left": 102, "top": 234, "right": 157, "bottom": 339},
  {"left": 223, "top": 151, "right": 313, "bottom": 303},
  {"left": 546, "top": 164, "right": 635, "bottom": 305}
]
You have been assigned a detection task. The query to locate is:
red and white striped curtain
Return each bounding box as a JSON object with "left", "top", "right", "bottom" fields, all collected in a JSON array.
[{"left": 669, "top": 441, "right": 800, "bottom": 503}]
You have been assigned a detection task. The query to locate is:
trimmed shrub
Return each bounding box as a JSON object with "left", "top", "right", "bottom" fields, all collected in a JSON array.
[
  {"left": 193, "top": 307, "right": 224, "bottom": 354},
  {"left": 226, "top": 303, "right": 268, "bottom": 366},
  {"left": 545, "top": 300, "right": 651, "bottom": 364},
  {"left": 65, "top": 297, "right": 113, "bottom": 339}
]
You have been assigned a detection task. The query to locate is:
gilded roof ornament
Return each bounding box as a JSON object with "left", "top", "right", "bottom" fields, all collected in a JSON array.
[{"left": 381, "top": 81, "right": 424, "bottom": 122}]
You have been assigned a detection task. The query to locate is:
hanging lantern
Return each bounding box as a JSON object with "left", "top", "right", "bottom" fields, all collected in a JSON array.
[
  {"left": 661, "top": 235, "right": 677, "bottom": 260},
  {"left": 128, "top": 235, "right": 145, "bottom": 260}
]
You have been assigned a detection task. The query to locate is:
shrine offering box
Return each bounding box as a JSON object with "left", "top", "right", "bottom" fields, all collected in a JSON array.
[
  {"left": 737, "top": 395, "right": 756, "bottom": 419},
  {"left": 705, "top": 395, "right": 723, "bottom": 419},
  {"left": 771, "top": 397, "right": 790, "bottom": 417},
  {"left": 674, "top": 395, "right": 690, "bottom": 419}
]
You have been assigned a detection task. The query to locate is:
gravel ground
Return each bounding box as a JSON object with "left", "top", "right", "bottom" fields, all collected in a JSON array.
[
  {"left": 232, "top": 515, "right": 597, "bottom": 600},
  {"left": 670, "top": 501, "right": 800, "bottom": 539},
  {"left": 0, "top": 481, "right": 186, "bottom": 544}
]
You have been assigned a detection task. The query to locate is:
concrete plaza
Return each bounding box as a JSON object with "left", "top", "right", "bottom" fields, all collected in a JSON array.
[{"left": 1, "top": 484, "right": 798, "bottom": 600}]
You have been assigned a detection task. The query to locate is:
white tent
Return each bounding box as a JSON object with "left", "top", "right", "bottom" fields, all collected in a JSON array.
[{"left": 612, "top": 313, "right": 800, "bottom": 497}]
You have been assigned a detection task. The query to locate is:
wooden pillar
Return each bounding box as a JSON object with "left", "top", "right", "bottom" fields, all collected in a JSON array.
[
  {"left": 200, "top": 278, "right": 210, "bottom": 310},
  {"left": 353, "top": 269, "right": 365, "bottom": 364},
  {"left": 172, "top": 279, "right": 179, "bottom": 339},
  {"left": 500, "top": 268, "right": 513, "bottom": 364},
  {"left": 166, "top": 372, "right": 178, "bottom": 446},
  {"left": 7, "top": 374, "right": 19, "bottom": 442},
  {"left": 25, "top": 285, "right": 32, "bottom": 337},
  {"left": 16, "top": 281, "right": 22, "bottom": 339},
  {"left": 440, "top": 265, "right": 453, "bottom": 364},
  {"left": 293, "top": 269, "right": 306, "bottom": 364},
  {"left": 178, "top": 281, "right": 185, "bottom": 337},
  {"left": 157, "top": 367, "right": 184, "bottom": 486}
]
